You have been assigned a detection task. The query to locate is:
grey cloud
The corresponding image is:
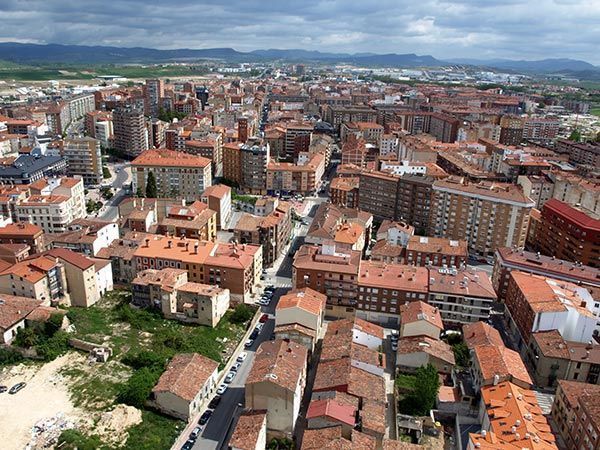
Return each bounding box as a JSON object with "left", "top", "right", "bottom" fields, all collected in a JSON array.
[{"left": 0, "top": 0, "right": 597, "bottom": 63}]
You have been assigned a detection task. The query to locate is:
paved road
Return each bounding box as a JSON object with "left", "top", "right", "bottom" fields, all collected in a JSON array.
[
  {"left": 190, "top": 291, "right": 283, "bottom": 450},
  {"left": 98, "top": 163, "right": 131, "bottom": 221}
]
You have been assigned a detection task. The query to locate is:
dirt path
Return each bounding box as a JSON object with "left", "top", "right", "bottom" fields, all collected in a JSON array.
[{"left": 0, "top": 353, "right": 85, "bottom": 450}]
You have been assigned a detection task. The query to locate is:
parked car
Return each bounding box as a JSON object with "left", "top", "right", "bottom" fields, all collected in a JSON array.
[
  {"left": 231, "top": 362, "right": 242, "bottom": 372},
  {"left": 0, "top": 385, "right": 7, "bottom": 393},
  {"left": 391, "top": 341, "right": 398, "bottom": 351},
  {"left": 259, "top": 314, "right": 269, "bottom": 323},
  {"left": 250, "top": 330, "right": 259, "bottom": 340},
  {"left": 244, "top": 339, "right": 254, "bottom": 348},
  {"left": 224, "top": 372, "right": 236, "bottom": 383},
  {"left": 256, "top": 323, "right": 264, "bottom": 331},
  {"left": 9, "top": 382, "right": 26, "bottom": 394},
  {"left": 208, "top": 396, "right": 222, "bottom": 409},
  {"left": 190, "top": 426, "right": 202, "bottom": 439},
  {"left": 237, "top": 352, "right": 248, "bottom": 362},
  {"left": 181, "top": 440, "right": 194, "bottom": 450},
  {"left": 198, "top": 410, "right": 213, "bottom": 425},
  {"left": 216, "top": 384, "right": 228, "bottom": 395}
]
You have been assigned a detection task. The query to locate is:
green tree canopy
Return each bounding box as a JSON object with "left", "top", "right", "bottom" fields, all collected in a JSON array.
[
  {"left": 398, "top": 364, "right": 441, "bottom": 416},
  {"left": 569, "top": 128, "right": 582, "bottom": 142},
  {"left": 145, "top": 171, "right": 158, "bottom": 198}
]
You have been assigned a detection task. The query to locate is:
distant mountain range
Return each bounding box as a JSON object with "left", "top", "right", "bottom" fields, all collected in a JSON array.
[{"left": 0, "top": 42, "right": 598, "bottom": 76}]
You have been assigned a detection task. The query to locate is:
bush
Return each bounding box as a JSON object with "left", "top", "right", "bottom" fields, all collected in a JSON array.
[
  {"left": 117, "top": 367, "right": 162, "bottom": 408},
  {"left": 102, "top": 166, "right": 111, "bottom": 179},
  {"left": 122, "top": 350, "right": 168, "bottom": 370},
  {"left": 57, "top": 429, "right": 103, "bottom": 450},
  {"left": 398, "top": 364, "right": 440, "bottom": 416},
  {"left": 14, "top": 327, "right": 40, "bottom": 348},
  {"left": 452, "top": 342, "right": 470, "bottom": 368},
  {"left": 230, "top": 304, "right": 254, "bottom": 324},
  {"left": 36, "top": 331, "right": 70, "bottom": 361},
  {"left": 0, "top": 347, "right": 24, "bottom": 366}
]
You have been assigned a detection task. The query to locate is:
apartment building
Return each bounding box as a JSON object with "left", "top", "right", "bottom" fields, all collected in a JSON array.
[
  {"left": 233, "top": 201, "right": 292, "bottom": 266},
  {"left": 240, "top": 141, "right": 269, "bottom": 194},
  {"left": 534, "top": 198, "right": 600, "bottom": 268},
  {"left": 427, "top": 267, "right": 497, "bottom": 324},
  {"left": 15, "top": 178, "right": 85, "bottom": 233},
  {"left": 323, "top": 105, "right": 377, "bottom": 131},
  {"left": 292, "top": 244, "right": 362, "bottom": 317},
  {"left": 222, "top": 142, "right": 243, "bottom": 186},
  {"left": 552, "top": 380, "right": 600, "bottom": 450},
  {"left": 132, "top": 149, "right": 212, "bottom": 202},
  {"left": 47, "top": 219, "right": 119, "bottom": 256},
  {"left": 113, "top": 106, "right": 148, "bottom": 158},
  {"left": 157, "top": 202, "right": 217, "bottom": 242},
  {"left": 526, "top": 330, "right": 600, "bottom": 388},
  {"left": 245, "top": 340, "right": 308, "bottom": 438},
  {"left": 358, "top": 171, "right": 435, "bottom": 234},
  {"left": 523, "top": 117, "right": 560, "bottom": 142},
  {"left": 284, "top": 122, "right": 313, "bottom": 161},
  {"left": 0, "top": 223, "right": 46, "bottom": 253},
  {"left": 430, "top": 176, "right": 534, "bottom": 257},
  {"left": 0, "top": 255, "right": 67, "bottom": 304},
  {"left": 429, "top": 112, "right": 459, "bottom": 143},
  {"left": 492, "top": 247, "right": 600, "bottom": 301},
  {"left": 184, "top": 136, "right": 223, "bottom": 178},
  {"left": 340, "top": 122, "right": 383, "bottom": 145},
  {"left": 330, "top": 176, "right": 360, "bottom": 208},
  {"left": 556, "top": 138, "right": 600, "bottom": 167},
  {"left": 62, "top": 137, "right": 103, "bottom": 186},
  {"left": 133, "top": 235, "right": 262, "bottom": 301},
  {"left": 404, "top": 235, "right": 468, "bottom": 267},
  {"left": 200, "top": 184, "right": 232, "bottom": 230},
  {"left": 143, "top": 79, "right": 164, "bottom": 117},
  {"left": 132, "top": 268, "right": 230, "bottom": 327},
  {"left": 266, "top": 152, "right": 325, "bottom": 195},
  {"left": 504, "top": 271, "right": 598, "bottom": 349},
  {"left": 498, "top": 115, "right": 524, "bottom": 146}
]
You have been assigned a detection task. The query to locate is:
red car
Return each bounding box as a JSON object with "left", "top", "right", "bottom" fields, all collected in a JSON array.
[{"left": 259, "top": 314, "right": 269, "bottom": 323}]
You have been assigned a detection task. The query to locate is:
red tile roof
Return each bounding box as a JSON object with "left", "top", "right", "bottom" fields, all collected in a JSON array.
[
  {"left": 152, "top": 353, "right": 218, "bottom": 402},
  {"left": 306, "top": 398, "right": 356, "bottom": 426}
]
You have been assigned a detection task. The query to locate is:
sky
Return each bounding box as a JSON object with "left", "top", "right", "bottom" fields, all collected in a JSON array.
[{"left": 0, "top": 0, "right": 598, "bottom": 64}]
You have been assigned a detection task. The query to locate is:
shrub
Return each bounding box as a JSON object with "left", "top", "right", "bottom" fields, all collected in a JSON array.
[
  {"left": 230, "top": 304, "right": 254, "bottom": 324},
  {"left": 0, "top": 347, "right": 24, "bottom": 366},
  {"left": 398, "top": 364, "right": 440, "bottom": 416},
  {"left": 117, "top": 367, "right": 162, "bottom": 408}
]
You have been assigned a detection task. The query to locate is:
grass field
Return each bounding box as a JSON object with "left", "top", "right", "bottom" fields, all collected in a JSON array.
[
  {"left": 57, "top": 290, "right": 249, "bottom": 449},
  {"left": 590, "top": 107, "right": 600, "bottom": 117},
  {"left": 0, "top": 60, "right": 211, "bottom": 81}
]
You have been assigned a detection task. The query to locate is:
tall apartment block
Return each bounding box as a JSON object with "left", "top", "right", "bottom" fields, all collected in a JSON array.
[
  {"left": 144, "top": 79, "right": 164, "bottom": 117},
  {"left": 113, "top": 106, "right": 148, "bottom": 158},
  {"left": 62, "top": 137, "right": 103, "bottom": 186},
  {"left": 430, "top": 177, "right": 534, "bottom": 257},
  {"left": 240, "top": 140, "right": 269, "bottom": 195},
  {"left": 499, "top": 115, "right": 524, "bottom": 146},
  {"left": 534, "top": 198, "right": 600, "bottom": 268}
]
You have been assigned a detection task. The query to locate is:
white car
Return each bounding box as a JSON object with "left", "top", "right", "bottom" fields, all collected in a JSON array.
[
  {"left": 237, "top": 352, "right": 248, "bottom": 362},
  {"left": 224, "top": 371, "right": 236, "bottom": 383},
  {"left": 216, "top": 384, "right": 228, "bottom": 395},
  {"left": 244, "top": 339, "right": 254, "bottom": 348}
]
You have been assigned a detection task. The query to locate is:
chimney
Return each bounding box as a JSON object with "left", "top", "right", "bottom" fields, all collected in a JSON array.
[
  {"left": 167, "top": 240, "right": 172, "bottom": 249},
  {"left": 145, "top": 238, "right": 150, "bottom": 247},
  {"left": 194, "top": 242, "right": 199, "bottom": 254}
]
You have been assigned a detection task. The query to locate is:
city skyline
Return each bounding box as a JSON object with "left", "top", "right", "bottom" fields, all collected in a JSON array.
[{"left": 0, "top": 0, "right": 599, "bottom": 64}]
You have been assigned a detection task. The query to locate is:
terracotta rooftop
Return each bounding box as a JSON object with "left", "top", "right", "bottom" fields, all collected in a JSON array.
[
  {"left": 428, "top": 267, "right": 497, "bottom": 299},
  {"left": 359, "top": 262, "right": 429, "bottom": 292},
  {"left": 0, "top": 256, "right": 60, "bottom": 283},
  {"left": 473, "top": 345, "right": 532, "bottom": 386},
  {"left": 478, "top": 381, "right": 557, "bottom": 449},
  {"left": 434, "top": 176, "right": 534, "bottom": 205},
  {"left": 495, "top": 247, "right": 600, "bottom": 288},
  {"left": 44, "top": 248, "right": 95, "bottom": 271},
  {"left": 246, "top": 339, "right": 307, "bottom": 392},
  {"left": 463, "top": 321, "right": 504, "bottom": 349},
  {"left": 326, "top": 317, "right": 384, "bottom": 340},
  {"left": 152, "top": 353, "right": 218, "bottom": 402},
  {"left": 228, "top": 410, "right": 267, "bottom": 450},
  {"left": 399, "top": 300, "right": 443, "bottom": 330},
  {"left": 0, "top": 295, "right": 42, "bottom": 330},
  {"left": 557, "top": 380, "right": 600, "bottom": 410},
  {"left": 532, "top": 330, "right": 600, "bottom": 364},
  {"left": 202, "top": 184, "right": 231, "bottom": 199},
  {"left": 293, "top": 244, "right": 361, "bottom": 276},
  {"left": 132, "top": 149, "right": 211, "bottom": 168},
  {"left": 397, "top": 336, "right": 456, "bottom": 366},
  {"left": 0, "top": 222, "right": 43, "bottom": 237},
  {"left": 306, "top": 398, "right": 356, "bottom": 426},
  {"left": 406, "top": 235, "right": 468, "bottom": 257},
  {"left": 276, "top": 288, "right": 326, "bottom": 316},
  {"left": 543, "top": 198, "right": 600, "bottom": 230}
]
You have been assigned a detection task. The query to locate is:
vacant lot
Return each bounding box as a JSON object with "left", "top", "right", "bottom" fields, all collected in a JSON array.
[{"left": 0, "top": 290, "right": 250, "bottom": 449}]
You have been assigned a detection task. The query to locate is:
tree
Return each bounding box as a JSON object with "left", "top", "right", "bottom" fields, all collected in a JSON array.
[
  {"left": 569, "top": 128, "right": 582, "bottom": 142},
  {"left": 230, "top": 304, "right": 254, "bottom": 324},
  {"left": 452, "top": 343, "right": 470, "bottom": 368},
  {"left": 398, "top": 364, "right": 440, "bottom": 416},
  {"left": 145, "top": 171, "right": 158, "bottom": 198},
  {"left": 136, "top": 187, "right": 145, "bottom": 198},
  {"left": 117, "top": 367, "right": 160, "bottom": 408}
]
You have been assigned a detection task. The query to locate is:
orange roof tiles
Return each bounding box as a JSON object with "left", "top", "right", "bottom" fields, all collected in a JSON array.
[
  {"left": 399, "top": 301, "right": 443, "bottom": 330},
  {"left": 132, "top": 149, "right": 211, "bottom": 168},
  {"left": 228, "top": 411, "right": 267, "bottom": 450},
  {"left": 276, "top": 288, "right": 326, "bottom": 316},
  {"left": 152, "top": 353, "right": 218, "bottom": 402},
  {"left": 0, "top": 295, "right": 42, "bottom": 330},
  {"left": 306, "top": 398, "right": 356, "bottom": 426},
  {"left": 359, "top": 262, "right": 429, "bottom": 292},
  {"left": 246, "top": 339, "right": 307, "bottom": 392},
  {"left": 463, "top": 321, "right": 504, "bottom": 349},
  {"left": 473, "top": 345, "right": 532, "bottom": 387}
]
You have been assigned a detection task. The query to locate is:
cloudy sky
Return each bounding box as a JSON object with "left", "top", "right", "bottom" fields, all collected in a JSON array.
[{"left": 0, "top": 0, "right": 598, "bottom": 63}]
